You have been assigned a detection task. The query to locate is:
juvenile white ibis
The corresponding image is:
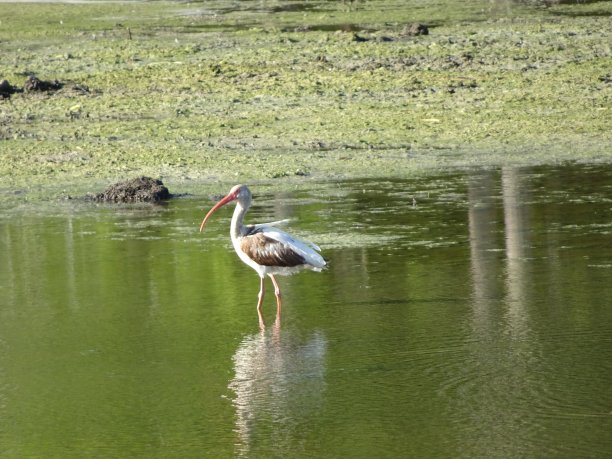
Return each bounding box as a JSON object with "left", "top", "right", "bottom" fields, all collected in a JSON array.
[{"left": 200, "top": 184, "right": 326, "bottom": 327}]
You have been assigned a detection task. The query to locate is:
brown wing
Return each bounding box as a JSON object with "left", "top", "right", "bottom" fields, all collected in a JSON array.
[{"left": 240, "top": 232, "right": 306, "bottom": 267}]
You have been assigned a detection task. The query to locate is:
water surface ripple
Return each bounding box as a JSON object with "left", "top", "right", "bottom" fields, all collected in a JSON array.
[{"left": 0, "top": 164, "right": 611, "bottom": 457}]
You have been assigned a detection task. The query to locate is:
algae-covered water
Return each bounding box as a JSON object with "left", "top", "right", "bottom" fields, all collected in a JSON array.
[
  {"left": 1, "top": 164, "right": 611, "bottom": 457},
  {"left": 1, "top": 0, "right": 610, "bottom": 195}
]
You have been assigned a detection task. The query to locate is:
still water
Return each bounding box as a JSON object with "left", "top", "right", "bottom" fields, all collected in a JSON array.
[{"left": 1, "top": 164, "right": 611, "bottom": 458}]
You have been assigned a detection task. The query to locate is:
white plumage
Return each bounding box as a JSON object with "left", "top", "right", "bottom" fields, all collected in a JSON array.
[{"left": 200, "top": 184, "right": 326, "bottom": 327}]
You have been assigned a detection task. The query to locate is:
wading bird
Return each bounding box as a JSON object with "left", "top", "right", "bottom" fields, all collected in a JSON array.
[{"left": 200, "top": 185, "right": 326, "bottom": 327}]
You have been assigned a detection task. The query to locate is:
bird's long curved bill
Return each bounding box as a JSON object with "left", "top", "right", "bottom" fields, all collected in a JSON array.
[{"left": 199, "top": 194, "right": 235, "bottom": 232}]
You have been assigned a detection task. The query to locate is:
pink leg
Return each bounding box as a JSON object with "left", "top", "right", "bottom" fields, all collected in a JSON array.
[
  {"left": 257, "top": 276, "right": 266, "bottom": 329},
  {"left": 269, "top": 274, "right": 282, "bottom": 321}
]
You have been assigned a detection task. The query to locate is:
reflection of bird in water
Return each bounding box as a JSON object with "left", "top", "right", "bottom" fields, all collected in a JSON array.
[
  {"left": 229, "top": 327, "right": 327, "bottom": 458},
  {"left": 200, "top": 184, "right": 326, "bottom": 328}
]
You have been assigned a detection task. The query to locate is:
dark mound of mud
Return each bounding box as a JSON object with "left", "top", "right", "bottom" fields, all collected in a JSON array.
[
  {"left": 24, "top": 75, "right": 63, "bottom": 92},
  {"left": 402, "top": 23, "right": 429, "bottom": 36},
  {"left": 1, "top": 75, "right": 72, "bottom": 99},
  {"left": 95, "top": 177, "right": 171, "bottom": 203},
  {"left": 0, "top": 79, "right": 21, "bottom": 98}
]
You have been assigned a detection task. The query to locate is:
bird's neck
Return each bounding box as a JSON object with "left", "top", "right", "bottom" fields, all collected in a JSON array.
[{"left": 230, "top": 201, "right": 247, "bottom": 239}]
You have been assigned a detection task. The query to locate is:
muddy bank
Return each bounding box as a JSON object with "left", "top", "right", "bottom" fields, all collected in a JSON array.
[
  {"left": 94, "top": 177, "right": 171, "bottom": 203},
  {"left": 0, "top": 0, "right": 610, "bottom": 206}
]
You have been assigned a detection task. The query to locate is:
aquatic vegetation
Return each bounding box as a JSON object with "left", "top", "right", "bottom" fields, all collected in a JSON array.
[{"left": 0, "top": 0, "right": 610, "bottom": 204}]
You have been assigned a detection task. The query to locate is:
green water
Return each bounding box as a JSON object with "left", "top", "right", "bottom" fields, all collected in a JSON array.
[{"left": 1, "top": 164, "right": 611, "bottom": 457}]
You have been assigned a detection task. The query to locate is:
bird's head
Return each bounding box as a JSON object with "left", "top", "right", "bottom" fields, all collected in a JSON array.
[{"left": 199, "top": 184, "right": 251, "bottom": 232}]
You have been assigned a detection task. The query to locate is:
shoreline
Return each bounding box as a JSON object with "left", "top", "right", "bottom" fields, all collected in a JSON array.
[{"left": 2, "top": 139, "right": 610, "bottom": 208}]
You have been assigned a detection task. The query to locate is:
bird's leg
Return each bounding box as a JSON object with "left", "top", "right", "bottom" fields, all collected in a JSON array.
[
  {"left": 269, "top": 274, "right": 282, "bottom": 321},
  {"left": 257, "top": 276, "right": 266, "bottom": 329}
]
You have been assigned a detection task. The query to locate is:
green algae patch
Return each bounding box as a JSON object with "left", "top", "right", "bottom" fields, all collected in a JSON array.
[{"left": 0, "top": 0, "right": 610, "bottom": 205}]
